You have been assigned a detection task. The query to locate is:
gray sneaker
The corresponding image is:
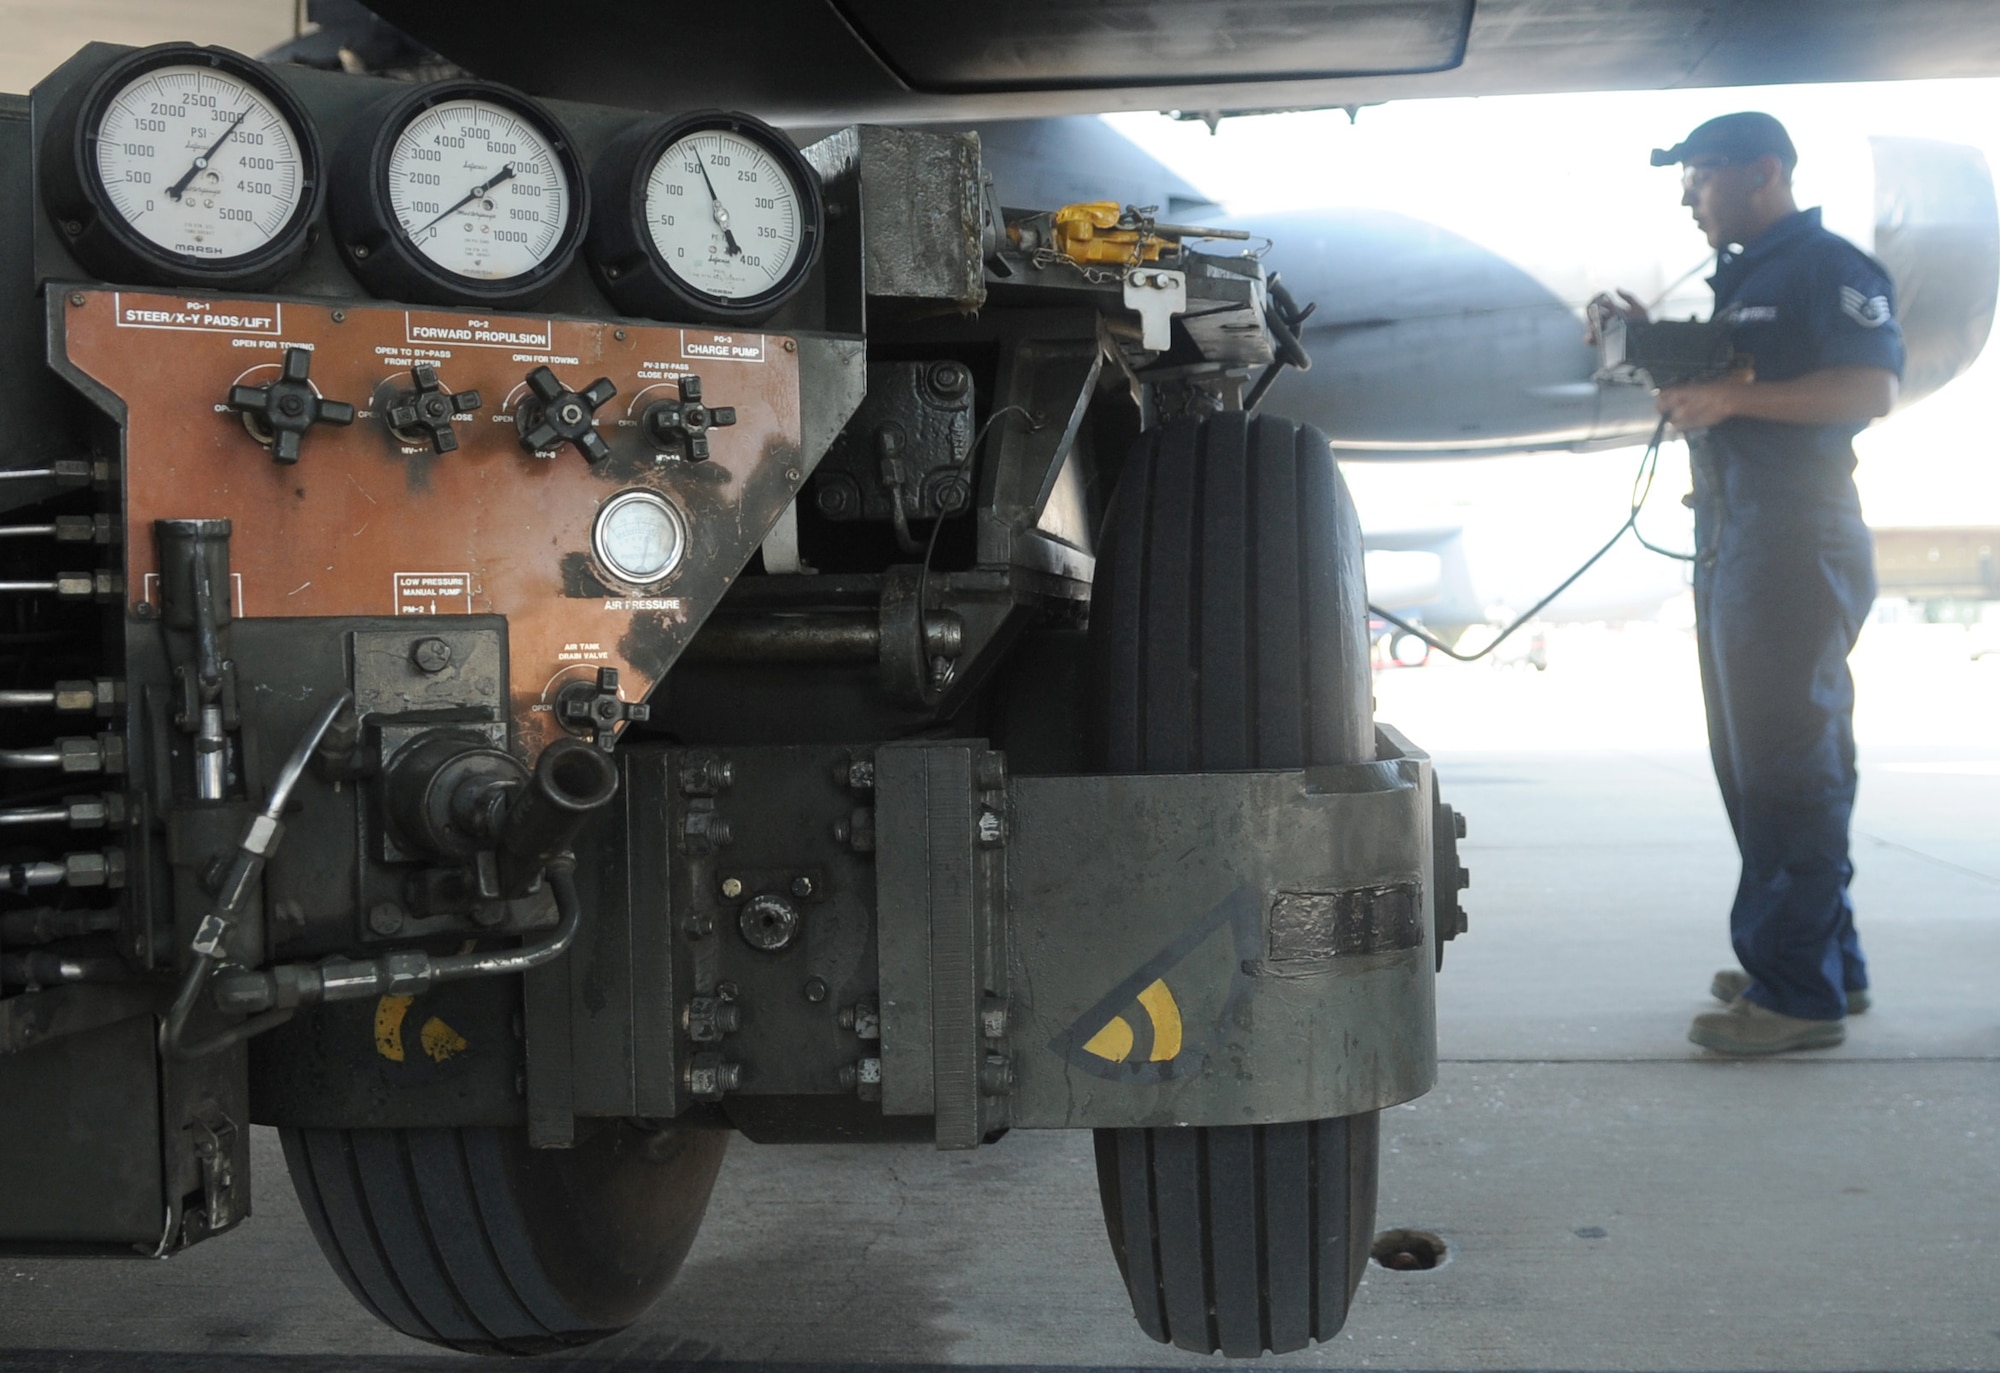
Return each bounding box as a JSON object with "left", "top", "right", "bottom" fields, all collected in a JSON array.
[
  {"left": 1710, "top": 968, "right": 1871, "bottom": 1014},
  {"left": 1689, "top": 998, "right": 1846, "bottom": 1055}
]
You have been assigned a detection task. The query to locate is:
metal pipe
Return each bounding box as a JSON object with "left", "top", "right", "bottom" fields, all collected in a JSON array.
[
  {"left": 0, "top": 524, "right": 57, "bottom": 538},
  {"left": 207, "top": 857, "right": 584, "bottom": 1017},
  {"left": 0, "top": 805, "right": 70, "bottom": 827},
  {"left": 498, "top": 741, "right": 618, "bottom": 896},
  {"left": 684, "top": 611, "right": 964, "bottom": 664},
  {"left": 0, "top": 691, "right": 58, "bottom": 708},
  {"left": 0, "top": 907, "right": 120, "bottom": 944},
  {"left": 1, "top": 951, "right": 128, "bottom": 986}
]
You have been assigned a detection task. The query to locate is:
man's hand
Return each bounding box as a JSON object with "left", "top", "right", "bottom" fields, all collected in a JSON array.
[
  {"left": 1655, "top": 378, "right": 1747, "bottom": 430},
  {"left": 1584, "top": 289, "right": 1649, "bottom": 345}
]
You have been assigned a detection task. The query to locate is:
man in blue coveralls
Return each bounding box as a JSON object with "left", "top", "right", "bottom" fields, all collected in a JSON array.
[{"left": 1591, "top": 113, "right": 1904, "bottom": 1054}]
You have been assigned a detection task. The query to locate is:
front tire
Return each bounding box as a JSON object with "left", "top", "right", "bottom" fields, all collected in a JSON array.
[
  {"left": 281, "top": 1118, "right": 727, "bottom": 1354},
  {"left": 1086, "top": 412, "right": 1381, "bottom": 1356}
]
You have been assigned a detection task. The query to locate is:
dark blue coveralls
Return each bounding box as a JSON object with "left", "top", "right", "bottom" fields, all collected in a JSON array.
[{"left": 1690, "top": 207, "right": 1905, "bottom": 1023}]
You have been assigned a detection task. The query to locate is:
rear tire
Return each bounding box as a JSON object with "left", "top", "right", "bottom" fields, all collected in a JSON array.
[
  {"left": 1086, "top": 412, "right": 1381, "bottom": 1356},
  {"left": 281, "top": 1118, "right": 727, "bottom": 1354}
]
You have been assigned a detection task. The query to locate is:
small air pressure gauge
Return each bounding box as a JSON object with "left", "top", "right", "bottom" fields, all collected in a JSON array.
[
  {"left": 592, "top": 489, "right": 688, "bottom": 586},
  {"left": 330, "top": 80, "right": 587, "bottom": 308},
  {"left": 40, "top": 43, "right": 324, "bottom": 289},
  {"left": 588, "top": 110, "right": 823, "bottom": 324}
]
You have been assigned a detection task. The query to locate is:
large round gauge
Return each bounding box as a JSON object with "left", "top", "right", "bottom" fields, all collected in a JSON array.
[
  {"left": 588, "top": 110, "right": 823, "bottom": 324},
  {"left": 40, "top": 43, "right": 323, "bottom": 289},
  {"left": 593, "top": 490, "right": 687, "bottom": 586},
  {"left": 330, "top": 80, "right": 587, "bottom": 308}
]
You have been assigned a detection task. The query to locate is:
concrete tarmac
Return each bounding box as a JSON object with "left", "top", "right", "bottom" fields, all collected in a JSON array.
[{"left": 5, "top": 624, "right": 1998, "bottom": 1371}]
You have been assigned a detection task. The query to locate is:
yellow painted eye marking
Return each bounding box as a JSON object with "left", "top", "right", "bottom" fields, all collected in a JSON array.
[
  {"left": 1136, "top": 979, "right": 1182, "bottom": 1061},
  {"left": 420, "top": 1016, "right": 469, "bottom": 1063},
  {"left": 1083, "top": 1015, "right": 1136, "bottom": 1062},
  {"left": 374, "top": 994, "right": 414, "bottom": 1062},
  {"left": 1080, "top": 979, "right": 1183, "bottom": 1064}
]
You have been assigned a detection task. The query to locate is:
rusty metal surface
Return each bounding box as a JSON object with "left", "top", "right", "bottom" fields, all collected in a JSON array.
[{"left": 59, "top": 288, "right": 805, "bottom": 759}]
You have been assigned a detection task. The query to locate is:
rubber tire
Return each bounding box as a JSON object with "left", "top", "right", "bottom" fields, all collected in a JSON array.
[
  {"left": 1086, "top": 412, "right": 1381, "bottom": 1356},
  {"left": 280, "top": 1118, "right": 728, "bottom": 1354}
]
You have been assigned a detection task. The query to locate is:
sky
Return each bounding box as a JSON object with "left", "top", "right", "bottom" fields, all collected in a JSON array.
[{"left": 1104, "top": 80, "right": 2000, "bottom": 529}]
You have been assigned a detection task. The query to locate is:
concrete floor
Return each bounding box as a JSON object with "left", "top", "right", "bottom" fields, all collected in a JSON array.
[{"left": 5, "top": 712, "right": 1996, "bottom": 1371}]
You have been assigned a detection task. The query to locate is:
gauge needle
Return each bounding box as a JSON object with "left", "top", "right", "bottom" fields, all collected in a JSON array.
[
  {"left": 415, "top": 163, "right": 517, "bottom": 236},
  {"left": 166, "top": 108, "right": 251, "bottom": 202},
  {"left": 692, "top": 154, "right": 742, "bottom": 256}
]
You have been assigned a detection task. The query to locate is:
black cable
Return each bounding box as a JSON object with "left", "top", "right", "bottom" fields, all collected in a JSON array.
[{"left": 1368, "top": 418, "right": 1691, "bottom": 663}]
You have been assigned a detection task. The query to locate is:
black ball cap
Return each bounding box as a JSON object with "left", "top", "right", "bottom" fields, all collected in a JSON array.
[{"left": 1650, "top": 112, "right": 1798, "bottom": 169}]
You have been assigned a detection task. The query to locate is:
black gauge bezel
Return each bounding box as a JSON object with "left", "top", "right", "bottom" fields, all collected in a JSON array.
[
  {"left": 40, "top": 42, "right": 325, "bottom": 290},
  {"left": 330, "top": 79, "right": 589, "bottom": 309},
  {"left": 587, "top": 109, "right": 824, "bottom": 325}
]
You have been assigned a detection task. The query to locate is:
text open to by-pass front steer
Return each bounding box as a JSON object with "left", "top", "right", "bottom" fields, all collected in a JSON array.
[{"left": 0, "top": 38, "right": 1464, "bottom": 1361}]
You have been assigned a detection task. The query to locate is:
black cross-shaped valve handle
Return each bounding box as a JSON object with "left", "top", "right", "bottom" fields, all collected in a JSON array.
[
  {"left": 515, "top": 366, "right": 617, "bottom": 462},
  {"left": 387, "top": 363, "right": 483, "bottom": 455},
  {"left": 225, "top": 347, "right": 355, "bottom": 464}
]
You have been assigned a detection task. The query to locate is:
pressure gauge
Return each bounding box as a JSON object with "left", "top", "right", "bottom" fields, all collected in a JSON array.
[
  {"left": 588, "top": 110, "right": 822, "bottom": 324},
  {"left": 40, "top": 43, "right": 323, "bottom": 289},
  {"left": 331, "top": 80, "right": 586, "bottom": 308},
  {"left": 592, "top": 490, "right": 687, "bottom": 586}
]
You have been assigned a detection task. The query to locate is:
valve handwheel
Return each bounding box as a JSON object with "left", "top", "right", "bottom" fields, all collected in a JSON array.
[
  {"left": 225, "top": 347, "right": 355, "bottom": 464},
  {"left": 387, "top": 363, "right": 483, "bottom": 455},
  {"left": 516, "top": 366, "right": 617, "bottom": 462},
  {"left": 639, "top": 374, "right": 736, "bottom": 461}
]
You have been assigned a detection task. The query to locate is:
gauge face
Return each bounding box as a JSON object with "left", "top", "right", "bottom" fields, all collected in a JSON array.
[
  {"left": 385, "top": 97, "right": 574, "bottom": 282},
  {"left": 644, "top": 129, "right": 806, "bottom": 301},
  {"left": 593, "top": 490, "right": 687, "bottom": 585},
  {"left": 43, "top": 45, "right": 323, "bottom": 287},
  {"left": 588, "top": 111, "right": 822, "bottom": 323},
  {"left": 90, "top": 64, "right": 307, "bottom": 261}
]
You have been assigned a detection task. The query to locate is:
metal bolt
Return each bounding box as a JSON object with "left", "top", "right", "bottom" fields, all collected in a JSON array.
[
  {"left": 815, "top": 482, "right": 853, "bottom": 517},
  {"left": 681, "top": 912, "right": 714, "bottom": 938},
  {"left": 410, "top": 637, "right": 453, "bottom": 673},
  {"left": 790, "top": 875, "right": 814, "bottom": 899},
  {"left": 976, "top": 806, "right": 1006, "bottom": 847},
  {"left": 614, "top": 329, "right": 628, "bottom": 341},
  {"left": 739, "top": 893, "right": 801, "bottom": 952},
  {"left": 368, "top": 903, "right": 405, "bottom": 935},
  {"left": 330, "top": 309, "right": 346, "bottom": 323},
  {"left": 783, "top": 338, "right": 797, "bottom": 352},
  {"left": 716, "top": 981, "right": 740, "bottom": 1001},
  {"left": 785, "top": 467, "right": 802, "bottom": 483},
  {"left": 803, "top": 976, "right": 828, "bottom": 1003},
  {"left": 720, "top": 876, "right": 744, "bottom": 899},
  {"left": 68, "top": 292, "right": 85, "bottom": 307},
  {"left": 981, "top": 1003, "right": 1009, "bottom": 1040},
  {"left": 980, "top": 1053, "right": 1015, "bottom": 1096}
]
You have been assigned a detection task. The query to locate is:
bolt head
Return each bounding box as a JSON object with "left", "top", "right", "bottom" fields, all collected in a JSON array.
[
  {"left": 720, "top": 877, "right": 743, "bottom": 899},
  {"left": 410, "top": 637, "right": 453, "bottom": 673},
  {"left": 790, "top": 875, "right": 814, "bottom": 899},
  {"left": 368, "top": 903, "right": 405, "bottom": 935},
  {"left": 803, "top": 976, "right": 828, "bottom": 1003}
]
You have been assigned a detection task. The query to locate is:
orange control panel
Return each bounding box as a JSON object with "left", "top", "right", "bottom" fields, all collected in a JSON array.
[{"left": 58, "top": 287, "right": 806, "bottom": 758}]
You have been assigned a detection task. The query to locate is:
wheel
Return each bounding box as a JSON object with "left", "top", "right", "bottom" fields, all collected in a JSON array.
[
  {"left": 280, "top": 1118, "right": 728, "bottom": 1354},
  {"left": 1085, "top": 412, "right": 1381, "bottom": 1355}
]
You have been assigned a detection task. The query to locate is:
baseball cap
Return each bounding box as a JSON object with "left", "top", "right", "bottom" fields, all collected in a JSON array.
[{"left": 1650, "top": 112, "right": 1797, "bottom": 170}]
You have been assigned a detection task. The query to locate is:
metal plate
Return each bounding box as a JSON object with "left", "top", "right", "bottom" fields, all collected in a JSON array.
[{"left": 58, "top": 288, "right": 806, "bottom": 759}]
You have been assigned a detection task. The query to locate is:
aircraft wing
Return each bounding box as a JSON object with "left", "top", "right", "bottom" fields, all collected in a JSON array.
[{"left": 361, "top": 0, "right": 2000, "bottom": 123}]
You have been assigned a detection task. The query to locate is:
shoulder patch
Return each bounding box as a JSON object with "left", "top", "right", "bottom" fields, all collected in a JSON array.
[{"left": 1840, "top": 285, "right": 1892, "bottom": 328}]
